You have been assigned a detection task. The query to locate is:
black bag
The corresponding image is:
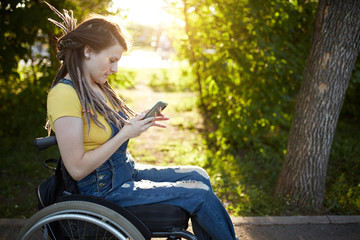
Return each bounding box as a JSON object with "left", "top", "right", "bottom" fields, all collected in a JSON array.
[{"left": 36, "top": 158, "right": 79, "bottom": 210}]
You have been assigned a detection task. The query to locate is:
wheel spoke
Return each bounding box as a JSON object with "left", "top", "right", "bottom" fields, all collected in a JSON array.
[{"left": 17, "top": 200, "right": 145, "bottom": 240}]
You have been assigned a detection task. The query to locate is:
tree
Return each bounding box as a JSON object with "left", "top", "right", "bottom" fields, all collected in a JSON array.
[
  {"left": 177, "top": 0, "right": 316, "bottom": 150},
  {"left": 275, "top": 0, "right": 360, "bottom": 209},
  {"left": 173, "top": 0, "right": 318, "bottom": 215}
]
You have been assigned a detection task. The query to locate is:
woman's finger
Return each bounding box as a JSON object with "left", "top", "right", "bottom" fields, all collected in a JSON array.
[
  {"left": 152, "top": 122, "right": 167, "bottom": 128},
  {"left": 154, "top": 116, "right": 170, "bottom": 121}
]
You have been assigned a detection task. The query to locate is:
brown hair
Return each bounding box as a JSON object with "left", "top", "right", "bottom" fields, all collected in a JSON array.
[{"left": 45, "top": 2, "right": 135, "bottom": 134}]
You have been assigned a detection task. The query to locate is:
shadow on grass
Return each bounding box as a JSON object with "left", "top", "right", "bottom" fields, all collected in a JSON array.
[
  {"left": 201, "top": 114, "right": 360, "bottom": 216},
  {"left": 0, "top": 136, "right": 60, "bottom": 218}
]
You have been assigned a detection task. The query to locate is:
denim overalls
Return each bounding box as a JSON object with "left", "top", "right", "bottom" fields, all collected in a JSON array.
[{"left": 58, "top": 79, "right": 237, "bottom": 240}]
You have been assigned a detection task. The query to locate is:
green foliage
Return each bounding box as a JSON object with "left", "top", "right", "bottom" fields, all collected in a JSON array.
[
  {"left": 341, "top": 57, "right": 360, "bottom": 119},
  {"left": 178, "top": 0, "right": 317, "bottom": 153},
  {"left": 1, "top": 0, "right": 359, "bottom": 218},
  {"left": 175, "top": 0, "right": 318, "bottom": 214},
  {"left": 325, "top": 119, "right": 360, "bottom": 215},
  {"left": 147, "top": 65, "right": 196, "bottom": 92},
  {"left": 111, "top": 65, "right": 196, "bottom": 93},
  {"left": 203, "top": 142, "right": 289, "bottom": 216},
  {"left": 108, "top": 69, "right": 138, "bottom": 89},
  {"left": 0, "top": 143, "right": 60, "bottom": 218},
  {"left": 325, "top": 176, "right": 360, "bottom": 215},
  {"left": 1, "top": 0, "right": 112, "bottom": 142},
  {"left": 175, "top": 0, "right": 360, "bottom": 215}
]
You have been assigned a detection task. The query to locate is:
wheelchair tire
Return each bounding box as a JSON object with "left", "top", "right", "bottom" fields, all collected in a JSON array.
[{"left": 17, "top": 200, "right": 146, "bottom": 240}]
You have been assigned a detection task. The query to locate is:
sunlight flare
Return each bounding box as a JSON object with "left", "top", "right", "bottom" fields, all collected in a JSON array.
[{"left": 109, "top": 0, "right": 174, "bottom": 26}]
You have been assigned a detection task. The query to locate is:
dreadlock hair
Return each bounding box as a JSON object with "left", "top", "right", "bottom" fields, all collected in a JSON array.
[{"left": 44, "top": 2, "right": 136, "bottom": 135}]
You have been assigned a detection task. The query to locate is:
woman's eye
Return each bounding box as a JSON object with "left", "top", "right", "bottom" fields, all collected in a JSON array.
[{"left": 110, "top": 59, "right": 115, "bottom": 63}]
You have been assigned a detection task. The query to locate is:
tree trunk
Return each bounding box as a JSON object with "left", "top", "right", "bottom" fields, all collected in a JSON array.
[
  {"left": 275, "top": 0, "right": 360, "bottom": 209},
  {"left": 183, "top": 0, "right": 205, "bottom": 108}
]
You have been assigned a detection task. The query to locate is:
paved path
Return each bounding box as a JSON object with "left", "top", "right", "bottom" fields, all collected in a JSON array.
[
  {"left": 2, "top": 215, "right": 360, "bottom": 240},
  {"left": 232, "top": 216, "right": 360, "bottom": 240}
]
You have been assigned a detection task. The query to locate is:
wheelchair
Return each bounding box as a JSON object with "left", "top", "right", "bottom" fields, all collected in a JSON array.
[{"left": 16, "top": 136, "right": 197, "bottom": 240}]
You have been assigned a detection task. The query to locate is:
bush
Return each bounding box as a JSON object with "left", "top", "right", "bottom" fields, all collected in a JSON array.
[{"left": 175, "top": 0, "right": 360, "bottom": 215}]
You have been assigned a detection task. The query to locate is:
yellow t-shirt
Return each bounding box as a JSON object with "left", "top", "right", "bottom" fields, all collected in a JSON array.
[{"left": 47, "top": 83, "right": 113, "bottom": 151}]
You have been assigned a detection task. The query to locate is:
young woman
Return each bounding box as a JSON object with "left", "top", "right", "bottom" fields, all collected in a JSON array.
[{"left": 45, "top": 2, "right": 237, "bottom": 240}]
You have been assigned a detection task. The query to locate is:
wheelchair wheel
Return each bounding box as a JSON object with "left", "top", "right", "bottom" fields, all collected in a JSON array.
[{"left": 17, "top": 200, "right": 146, "bottom": 240}]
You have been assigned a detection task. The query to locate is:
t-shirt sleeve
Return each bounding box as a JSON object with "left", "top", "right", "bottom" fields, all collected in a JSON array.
[{"left": 47, "top": 83, "right": 82, "bottom": 129}]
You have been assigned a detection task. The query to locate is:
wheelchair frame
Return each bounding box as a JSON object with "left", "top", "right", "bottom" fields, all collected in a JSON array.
[{"left": 16, "top": 136, "right": 197, "bottom": 240}]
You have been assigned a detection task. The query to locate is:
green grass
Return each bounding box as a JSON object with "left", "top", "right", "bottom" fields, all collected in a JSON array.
[
  {"left": 203, "top": 115, "right": 360, "bottom": 216},
  {"left": 111, "top": 61, "right": 196, "bottom": 93},
  {"left": 325, "top": 118, "right": 360, "bottom": 215},
  {"left": 119, "top": 74, "right": 206, "bottom": 168},
  {"left": 0, "top": 137, "right": 60, "bottom": 218}
]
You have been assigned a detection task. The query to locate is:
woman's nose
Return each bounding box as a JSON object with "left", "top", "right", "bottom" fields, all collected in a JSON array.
[{"left": 111, "top": 63, "right": 118, "bottom": 73}]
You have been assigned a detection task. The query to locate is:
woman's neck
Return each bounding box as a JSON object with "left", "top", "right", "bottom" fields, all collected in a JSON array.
[{"left": 64, "top": 74, "right": 72, "bottom": 81}]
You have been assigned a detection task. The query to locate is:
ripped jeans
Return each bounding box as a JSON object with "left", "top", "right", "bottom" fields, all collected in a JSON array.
[
  {"left": 77, "top": 152, "right": 236, "bottom": 240},
  {"left": 77, "top": 121, "right": 236, "bottom": 240}
]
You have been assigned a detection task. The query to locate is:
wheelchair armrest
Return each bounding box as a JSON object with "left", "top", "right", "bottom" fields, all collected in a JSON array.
[{"left": 34, "top": 136, "right": 57, "bottom": 151}]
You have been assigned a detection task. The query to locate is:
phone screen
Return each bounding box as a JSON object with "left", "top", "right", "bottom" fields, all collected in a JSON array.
[{"left": 143, "top": 101, "right": 168, "bottom": 119}]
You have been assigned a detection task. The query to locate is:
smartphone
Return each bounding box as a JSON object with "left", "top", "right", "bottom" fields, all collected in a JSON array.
[{"left": 143, "top": 101, "right": 168, "bottom": 119}]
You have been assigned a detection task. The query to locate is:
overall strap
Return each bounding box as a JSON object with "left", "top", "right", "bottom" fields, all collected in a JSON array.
[{"left": 58, "top": 78, "right": 74, "bottom": 87}]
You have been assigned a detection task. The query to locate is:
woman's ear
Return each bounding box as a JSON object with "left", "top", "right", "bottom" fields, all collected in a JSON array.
[{"left": 84, "top": 45, "right": 93, "bottom": 60}]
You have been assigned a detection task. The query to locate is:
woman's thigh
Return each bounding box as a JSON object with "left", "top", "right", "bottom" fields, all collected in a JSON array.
[
  {"left": 134, "top": 164, "right": 211, "bottom": 187},
  {"left": 105, "top": 177, "right": 211, "bottom": 214}
]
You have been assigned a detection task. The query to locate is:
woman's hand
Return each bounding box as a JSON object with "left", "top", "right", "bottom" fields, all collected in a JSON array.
[
  {"left": 122, "top": 110, "right": 170, "bottom": 139},
  {"left": 138, "top": 108, "right": 170, "bottom": 128},
  {"left": 151, "top": 112, "right": 170, "bottom": 128},
  {"left": 121, "top": 114, "right": 154, "bottom": 139}
]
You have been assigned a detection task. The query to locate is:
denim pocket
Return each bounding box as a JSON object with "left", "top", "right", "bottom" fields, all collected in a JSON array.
[
  {"left": 77, "top": 174, "right": 97, "bottom": 196},
  {"left": 96, "top": 168, "right": 113, "bottom": 196},
  {"left": 77, "top": 167, "right": 113, "bottom": 197}
]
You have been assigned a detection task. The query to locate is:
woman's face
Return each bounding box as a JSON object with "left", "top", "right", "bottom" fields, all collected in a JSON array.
[{"left": 83, "top": 43, "right": 124, "bottom": 86}]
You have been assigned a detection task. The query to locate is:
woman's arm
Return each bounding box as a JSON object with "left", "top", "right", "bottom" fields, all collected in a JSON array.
[{"left": 54, "top": 113, "right": 161, "bottom": 181}]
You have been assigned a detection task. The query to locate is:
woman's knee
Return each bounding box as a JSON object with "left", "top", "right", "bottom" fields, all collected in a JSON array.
[
  {"left": 176, "top": 166, "right": 210, "bottom": 181},
  {"left": 174, "top": 179, "right": 211, "bottom": 192}
]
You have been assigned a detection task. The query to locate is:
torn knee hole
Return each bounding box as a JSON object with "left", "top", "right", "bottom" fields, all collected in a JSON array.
[{"left": 175, "top": 180, "right": 210, "bottom": 191}]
